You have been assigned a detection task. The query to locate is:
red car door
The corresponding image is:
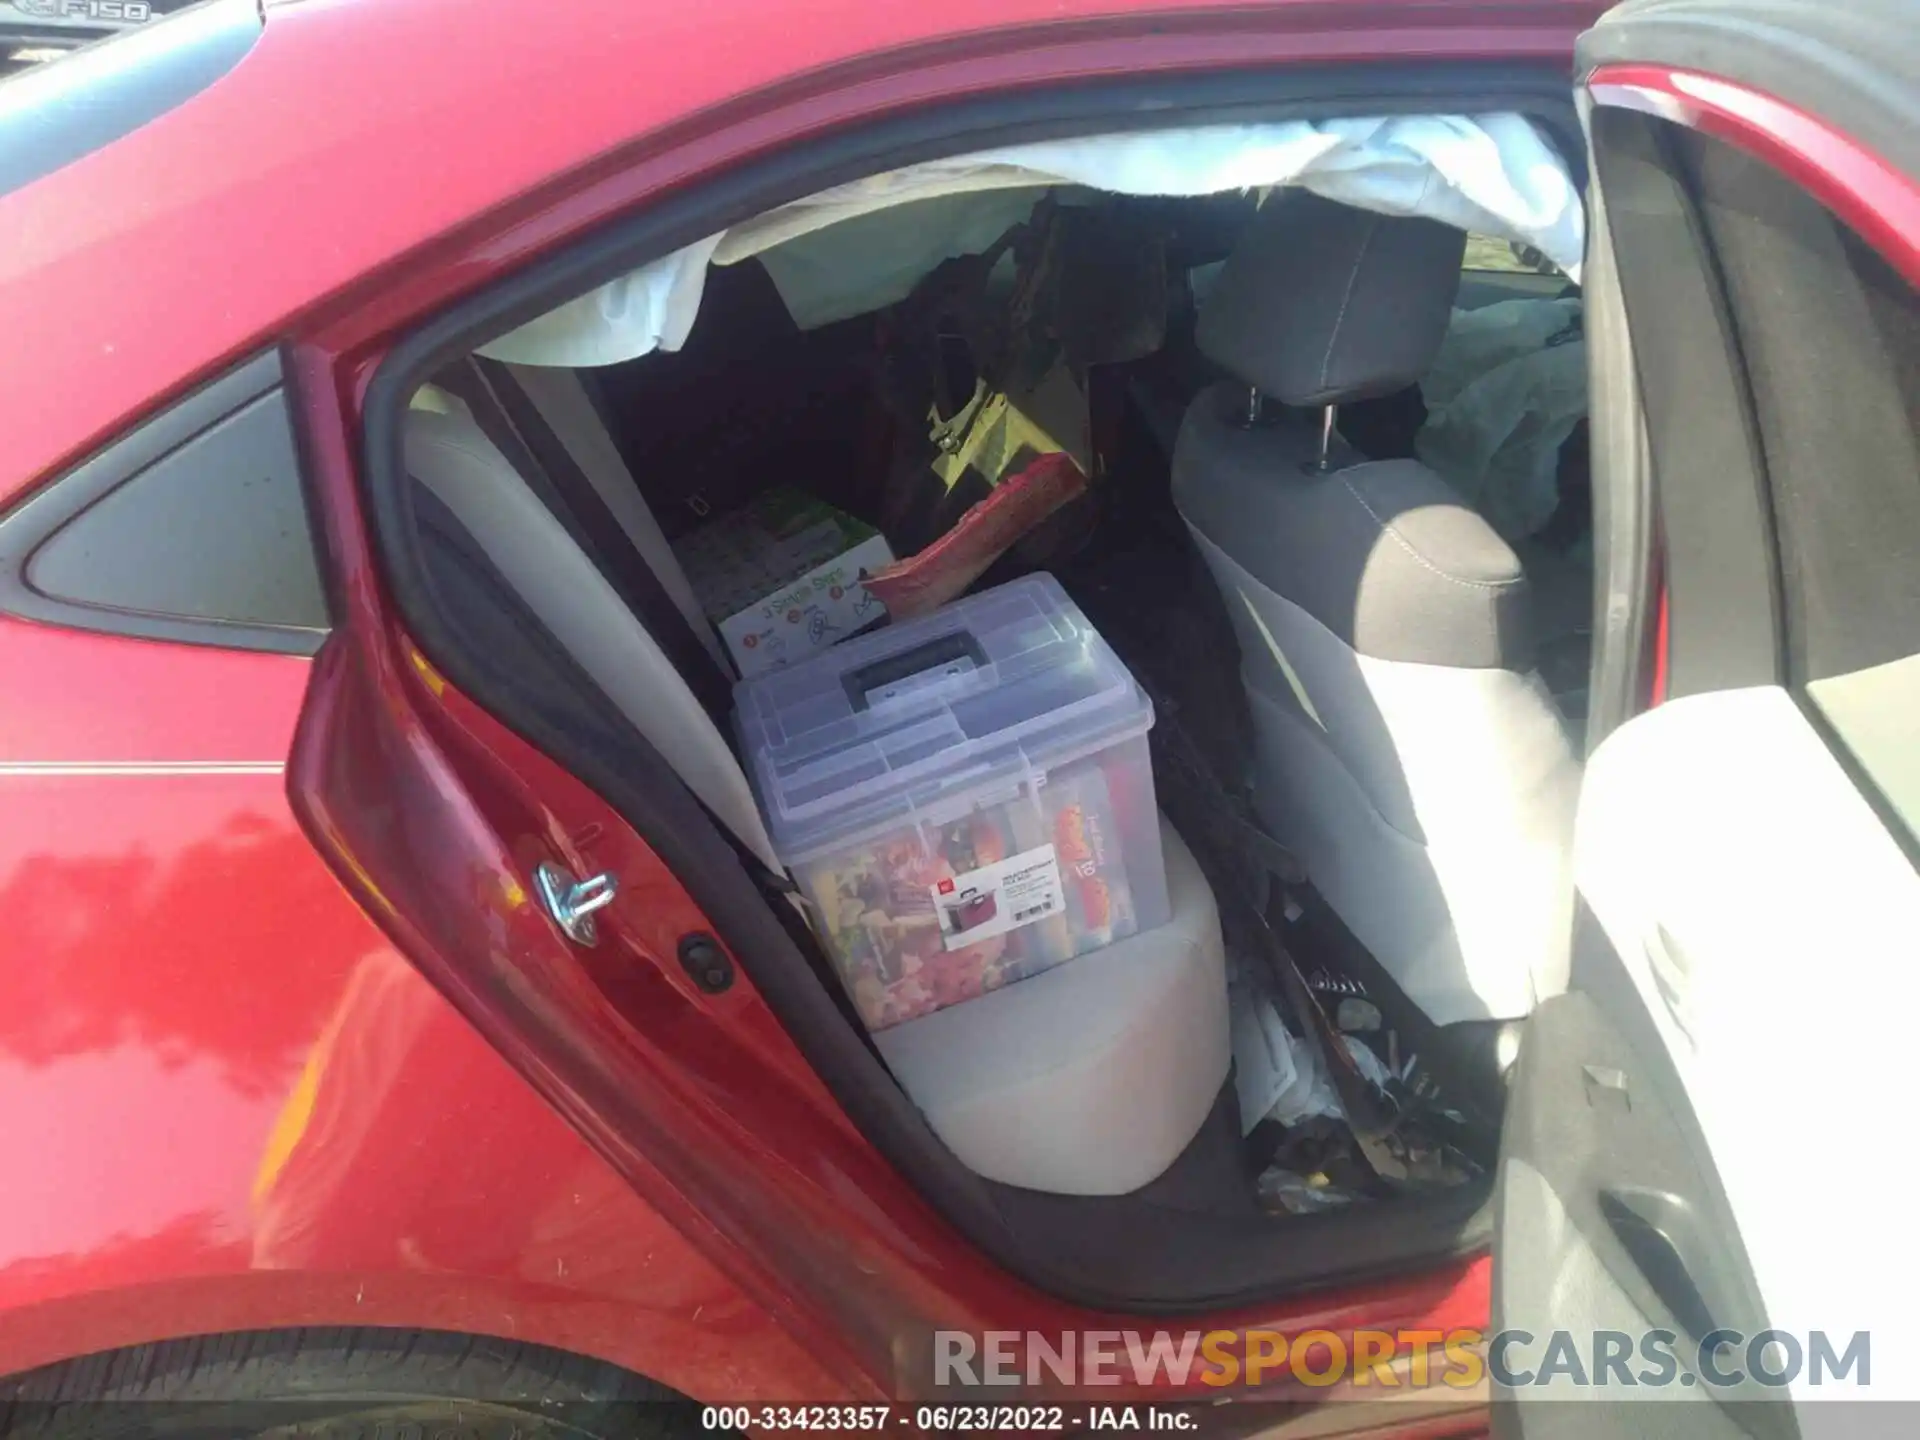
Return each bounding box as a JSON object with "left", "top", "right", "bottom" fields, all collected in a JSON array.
[
  {"left": 4, "top": 0, "right": 1648, "bottom": 1419},
  {"left": 0, "top": 347, "right": 845, "bottom": 1399},
  {"left": 1492, "top": 0, "right": 1919, "bottom": 1434},
  {"left": 277, "top": 32, "right": 1591, "bottom": 1423}
]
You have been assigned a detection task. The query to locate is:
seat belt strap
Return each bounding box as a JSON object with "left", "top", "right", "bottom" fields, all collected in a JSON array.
[{"left": 463, "top": 358, "right": 737, "bottom": 724}]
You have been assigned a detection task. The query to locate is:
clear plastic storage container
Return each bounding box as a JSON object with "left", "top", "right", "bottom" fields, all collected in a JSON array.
[{"left": 736, "top": 574, "right": 1167, "bottom": 1032}]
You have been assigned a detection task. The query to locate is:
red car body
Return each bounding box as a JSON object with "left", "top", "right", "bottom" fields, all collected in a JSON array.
[{"left": 3, "top": 0, "right": 1904, "bottom": 1420}]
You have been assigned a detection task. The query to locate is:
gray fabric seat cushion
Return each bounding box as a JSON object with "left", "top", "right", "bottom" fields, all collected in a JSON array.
[
  {"left": 1172, "top": 382, "right": 1534, "bottom": 668},
  {"left": 875, "top": 817, "right": 1230, "bottom": 1196}
]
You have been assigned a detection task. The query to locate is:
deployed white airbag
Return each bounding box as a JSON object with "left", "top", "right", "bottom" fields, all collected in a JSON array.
[{"left": 480, "top": 114, "right": 1583, "bottom": 368}]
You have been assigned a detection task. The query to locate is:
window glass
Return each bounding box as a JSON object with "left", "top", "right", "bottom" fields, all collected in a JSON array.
[
  {"left": 0, "top": 353, "right": 329, "bottom": 652},
  {"left": 1461, "top": 232, "right": 1562, "bottom": 276}
]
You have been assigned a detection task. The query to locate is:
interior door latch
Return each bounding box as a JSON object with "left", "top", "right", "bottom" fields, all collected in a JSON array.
[{"left": 534, "top": 861, "right": 618, "bottom": 946}]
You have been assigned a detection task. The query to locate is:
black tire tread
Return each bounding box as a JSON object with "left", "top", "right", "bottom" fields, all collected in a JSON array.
[{"left": 0, "top": 1327, "right": 696, "bottom": 1439}]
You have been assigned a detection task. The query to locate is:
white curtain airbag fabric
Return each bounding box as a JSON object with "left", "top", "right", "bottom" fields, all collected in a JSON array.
[
  {"left": 479, "top": 113, "right": 1583, "bottom": 368},
  {"left": 481, "top": 233, "right": 724, "bottom": 368},
  {"left": 752, "top": 185, "right": 1053, "bottom": 331}
]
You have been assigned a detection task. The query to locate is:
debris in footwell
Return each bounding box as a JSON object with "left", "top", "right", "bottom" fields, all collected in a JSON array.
[
  {"left": 1200, "top": 792, "right": 1486, "bottom": 1213},
  {"left": 1355, "top": 1123, "right": 1477, "bottom": 1190},
  {"left": 1245, "top": 1003, "right": 1486, "bottom": 1216},
  {"left": 1231, "top": 980, "right": 1304, "bottom": 1135},
  {"left": 1253, "top": 1114, "right": 1372, "bottom": 1213},
  {"left": 1259, "top": 1165, "right": 1363, "bottom": 1215}
]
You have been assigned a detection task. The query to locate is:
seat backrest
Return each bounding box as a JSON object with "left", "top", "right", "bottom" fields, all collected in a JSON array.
[
  {"left": 403, "top": 403, "right": 782, "bottom": 873},
  {"left": 1171, "top": 192, "right": 1579, "bottom": 1025},
  {"left": 499, "top": 362, "right": 727, "bottom": 673}
]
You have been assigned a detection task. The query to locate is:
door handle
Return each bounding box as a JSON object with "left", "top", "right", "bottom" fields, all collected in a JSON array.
[
  {"left": 535, "top": 861, "right": 618, "bottom": 945},
  {"left": 1599, "top": 1186, "right": 1719, "bottom": 1341}
]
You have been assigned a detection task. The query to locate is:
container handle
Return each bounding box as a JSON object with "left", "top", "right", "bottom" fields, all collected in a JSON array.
[{"left": 842, "top": 630, "right": 988, "bottom": 711}]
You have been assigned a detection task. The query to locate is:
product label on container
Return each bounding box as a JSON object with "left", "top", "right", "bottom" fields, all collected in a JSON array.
[
  {"left": 929, "top": 843, "right": 1065, "bottom": 951},
  {"left": 716, "top": 531, "right": 895, "bottom": 679}
]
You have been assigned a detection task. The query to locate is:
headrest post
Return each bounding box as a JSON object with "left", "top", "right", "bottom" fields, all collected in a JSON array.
[
  {"left": 1317, "top": 404, "right": 1337, "bottom": 471},
  {"left": 1243, "top": 385, "right": 1263, "bottom": 429}
]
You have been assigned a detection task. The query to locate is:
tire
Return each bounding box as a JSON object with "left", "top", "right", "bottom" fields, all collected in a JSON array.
[{"left": 0, "top": 1328, "right": 709, "bottom": 1439}]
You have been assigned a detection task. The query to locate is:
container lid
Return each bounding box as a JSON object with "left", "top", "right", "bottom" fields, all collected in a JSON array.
[{"left": 736, "top": 573, "right": 1153, "bottom": 863}]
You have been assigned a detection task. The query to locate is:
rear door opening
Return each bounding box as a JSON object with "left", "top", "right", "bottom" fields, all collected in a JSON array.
[{"left": 344, "top": 70, "right": 1597, "bottom": 1317}]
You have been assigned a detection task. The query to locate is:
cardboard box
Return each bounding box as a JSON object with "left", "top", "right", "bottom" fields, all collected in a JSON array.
[{"left": 676, "top": 488, "right": 894, "bottom": 679}]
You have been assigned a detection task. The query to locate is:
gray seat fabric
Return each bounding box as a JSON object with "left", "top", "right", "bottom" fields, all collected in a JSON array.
[
  {"left": 500, "top": 362, "right": 729, "bottom": 673},
  {"left": 875, "top": 816, "right": 1229, "bottom": 1196},
  {"left": 403, "top": 398, "right": 782, "bottom": 872},
  {"left": 1174, "top": 384, "right": 1535, "bottom": 668},
  {"left": 1196, "top": 191, "right": 1468, "bottom": 407},
  {"left": 1171, "top": 191, "right": 1580, "bottom": 1025}
]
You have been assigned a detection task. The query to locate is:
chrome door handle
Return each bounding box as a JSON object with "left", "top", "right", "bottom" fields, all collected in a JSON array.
[{"left": 534, "top": 861, "right": 617, "bottom": 946}]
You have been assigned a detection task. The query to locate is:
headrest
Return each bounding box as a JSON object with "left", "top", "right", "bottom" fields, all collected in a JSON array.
[{"left": 1196, "top": 190, "right": 1466, "bottom": 406}]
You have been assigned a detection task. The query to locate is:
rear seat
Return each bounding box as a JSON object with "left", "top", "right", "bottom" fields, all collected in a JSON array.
[{"left": 404, "top": 370, "right": 1233, "bottom": 1201}]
